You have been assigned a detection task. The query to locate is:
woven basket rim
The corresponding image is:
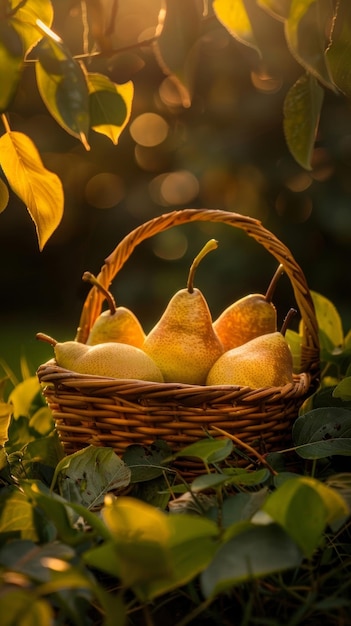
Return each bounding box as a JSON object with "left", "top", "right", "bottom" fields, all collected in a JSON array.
[{"left": 37, "top": 359, "right": 312, "bottom": 403}]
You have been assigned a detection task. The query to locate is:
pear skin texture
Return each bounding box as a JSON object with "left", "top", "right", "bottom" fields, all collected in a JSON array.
[
  {"left": 54, "top": 341, "right": 164, "bottom": 382},
  {"left": 143, "top": 288, "right": 224, "bottom": 384},
  {"left": 206, "top": 332, "right": 294, "bottom": 388},
  {"left": 87, "top": 308, "right": 146, "bottom": 348},
  {"left": 213, "top": 294, "right": 277, "bottom": 351}
]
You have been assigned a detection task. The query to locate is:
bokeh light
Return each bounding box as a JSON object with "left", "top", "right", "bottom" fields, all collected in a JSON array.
[
  {"left": 149, "top": 170, "right": 199, "bottom": 206},
  {"left": 159, "top": 76, "right": 189, "bottom": 108},
  {"left": 85, "top": 173, "right": 125, "bottom": 209},
  {"left": 130, "top": 112, "right": 169, "bottom": 147}
]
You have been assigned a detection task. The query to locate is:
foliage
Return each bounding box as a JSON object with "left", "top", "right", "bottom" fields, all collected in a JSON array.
[
  {"left": 0, "top": 0, "right": 351, "bottom": 248},
  {"left": 1, "top": 293, "right": 351, "bottom": 625}
]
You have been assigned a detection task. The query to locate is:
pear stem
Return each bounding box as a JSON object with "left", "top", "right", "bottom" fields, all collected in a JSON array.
[
  {"left": 265, "top": 263, "right": 284, "bottom": 303},
  {"left": 36, "top": 332, "right": 57, "bottom": 347},
  {"left": 186, "top": 239, "right": 218, "bottom": 294},
  {"left": 82, "top": 271, "right": 117, "bottom": 316},
  {"left": 280, "top": 308, "right": 297, "bottom": 336}
]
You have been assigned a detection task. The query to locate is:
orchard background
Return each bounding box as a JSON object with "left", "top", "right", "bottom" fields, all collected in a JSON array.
[{"left": 1, "top": 0, "right": 351, "bottom": 375}]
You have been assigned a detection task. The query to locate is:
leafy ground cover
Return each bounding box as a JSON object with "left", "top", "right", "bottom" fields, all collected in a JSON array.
[{"left": 0, "top": 292, "right": 351, "bottom": 626}]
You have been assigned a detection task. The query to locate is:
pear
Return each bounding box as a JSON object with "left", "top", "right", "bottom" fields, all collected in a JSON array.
[
  {"left": 36, "top": 333, "right": 164, "bottom": 382},
  {"left": 82, "top": 272, "right": 145, "bottom": 348},
  {"left": 206, "top": 309, "right": 295, "bottom": 388},
  {"left": 142, "top": 240, "right": 224, "bottom": 385},
  {"left": 213, "top": 264, "right": 284, "bottom": 351}
]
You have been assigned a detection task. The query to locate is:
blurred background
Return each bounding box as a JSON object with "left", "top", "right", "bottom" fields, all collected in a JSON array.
[{"left": 1, "top": 0, "right": 351, "bottom": 377}]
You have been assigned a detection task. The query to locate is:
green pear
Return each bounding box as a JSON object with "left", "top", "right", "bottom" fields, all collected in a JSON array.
[
  {"left": 206, "top": 310, "right": 295, "bottom": 388},
  {"left": 213, "top": 264, "right": 284, "bottom": 351},
  {"left": 83, "top": 272, "right": 145, "bottom": 348},
  {"left": 142, "top": 240, "right": 224, "bottom": 384},
  {"left": 36, "top": 333, "right": 164, "bottom": 382}
]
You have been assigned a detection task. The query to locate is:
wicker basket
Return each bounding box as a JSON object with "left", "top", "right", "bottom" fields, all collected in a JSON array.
[{"left": 37, "top": 209, "right": 320, "bottom": 473}]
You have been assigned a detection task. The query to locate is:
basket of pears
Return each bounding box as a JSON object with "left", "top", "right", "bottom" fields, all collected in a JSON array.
[{"left": 36, "top": 209, "right": 319, "bottom": 471}]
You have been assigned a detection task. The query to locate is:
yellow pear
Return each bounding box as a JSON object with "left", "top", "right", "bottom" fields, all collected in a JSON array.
[
  {"left": 36, "top": 333, "right": 164, "bottom": 382},
  {"left": 213, "top": 264, "right": 284, "bottom": 351},
  {"left": 206, "top": 310, "right": 295, "bottom": 388},
  {"left": 83, "top": 272, "right": 145, "bottom": 348},
  {"left": 142, "top": 240, "right": 224, "bottom": 384}
]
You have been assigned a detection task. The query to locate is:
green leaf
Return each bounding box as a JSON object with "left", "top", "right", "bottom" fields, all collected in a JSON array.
[
  {"left": 0, "top": 589, "right": 53, "bottom": 626},
  {"left": 29, "top": 406, "right": 54, "bottom": 436},
  {"left": 333, "top": 377, "right": 351, "bottom": 401},
  {"left": 263, "top": 476, "right": 349, "bottom": 556},
  {"left": 0, "top": 20, "right": 23, "bottom": 112},
  {"left": 0, "top": 486, "right": 39, "bottom": 541},
  {"left": 0, "top": 130, "right": 64, "bottom": 250},
  {"left": 190, "top": 472, "right": 230, "bottom": 492},
  {"left": 36, "top": 38, "right": 90, "bottom": 148},
  {"left": 140, "top": 514, "right": 218, "bottom": 601},
  {"left": 87, "top": 73, "right": 134, "bottom": 145},
  {"left": 213, "top": 0, "right": 262, "bottom": 56},
  {"left": 190, "top": 468, "right": 269, "bottom": 493},
  {"left": 292, "top": 407, "right": 351, "bottom": 458},
  {"left": 101, "top": 496, "right": 172, "bottom": 588},
  {"left": 283, "top": 73, "right": 324, "bottom": 170},
  {"left": 21, "top": 481, "right": 82, "bottom": 545},
  {"left": 302, "top": 384, "right": 351, "bottom": 415},
  {"left": 98, "top": 498, "right": 218, "bottom": 601},
  {"left": 0, "top": 447, "right": 11, "bottom": 481},
  {"left": 223, "top": 467, "right": 270, "bottom": 486},
  {"left": 6, "top": 416, "right": 33, "bottom": 454},
  {"left": 32, "top": 564, "right": 126, "bottom": 626},
  {"left": 325, "top": 0, "right": 351, "bottom": 98},
  {"left": 22, "top": 433, "right": 64, "bottom": 470},
  {"left": 0, "top": 539, "right": 75, "bottom": 581},
  {"left": 174, "top": 437, "right": 233, "bottom": 464},
  {"left": 123, "top": 440, "right": 172, "bottom": 483},
  {"left": 285, "top": 328, "right": 302, "bottom": 372},
  {"left": 10, "top": 0, "right": 54, "bottom": 54},
  {"left": 201, "top": 523, "right": 302, "bottom": 599},
  {"left": 53, "top": 445, "right": 131, "bottom": 510},
  {"left": 284, "top": 0, "right": 335, "bottom": 88},
  {"left": 219, "top": 489, "right": 269, "bottom": 527},
  {"left": 309, "top": 290, "right": 344, "bottom": 349},
  {"left": 0, "top": 177, "right": 10, "bottom": 213},
  {"left": 84, "top": 540, "right": 122, "bottom": 578},
  {"left": 154, "top": 0, "right": 203, "bottom": 107}
]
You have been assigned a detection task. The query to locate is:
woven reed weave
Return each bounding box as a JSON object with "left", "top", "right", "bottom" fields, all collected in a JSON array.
[{"left": 37, "top": 209, "right": 320, "bottom": 472}]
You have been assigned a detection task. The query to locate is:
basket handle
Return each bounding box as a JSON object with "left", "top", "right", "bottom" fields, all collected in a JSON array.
[{"left": 76, "top": 208, "right": 320, "bottom": 379}]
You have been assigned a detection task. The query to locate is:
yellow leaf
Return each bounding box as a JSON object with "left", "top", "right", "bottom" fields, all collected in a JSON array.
[
  {"left": 0, "top": 177, "right": 9, "bottom": 213},
  {"left": 10, "top": 0, "right": 54, "bottom": 54},
  {"left": 101, "top": 497, "right": 172, "bottom": 588},
  {"left": 213, "top": 0, "right": 262, "bottom": 56},
  {"left": 301, "top": 476, "right": 349, "bottom": 523},
  {"left": 102, "top": 496, "right": 170, "bottom": 545},
  {"left": 0, "top": 131, "right": 64, "bottom": 250},
  {"left": 0, "top": 401, "right": 12, "bottom": 446},
  {"left": 8, "top": 376, "right": 41, "bottom": 419},
  {"left": 88, "top": 74, "right": 134, "bottom": 145}
]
